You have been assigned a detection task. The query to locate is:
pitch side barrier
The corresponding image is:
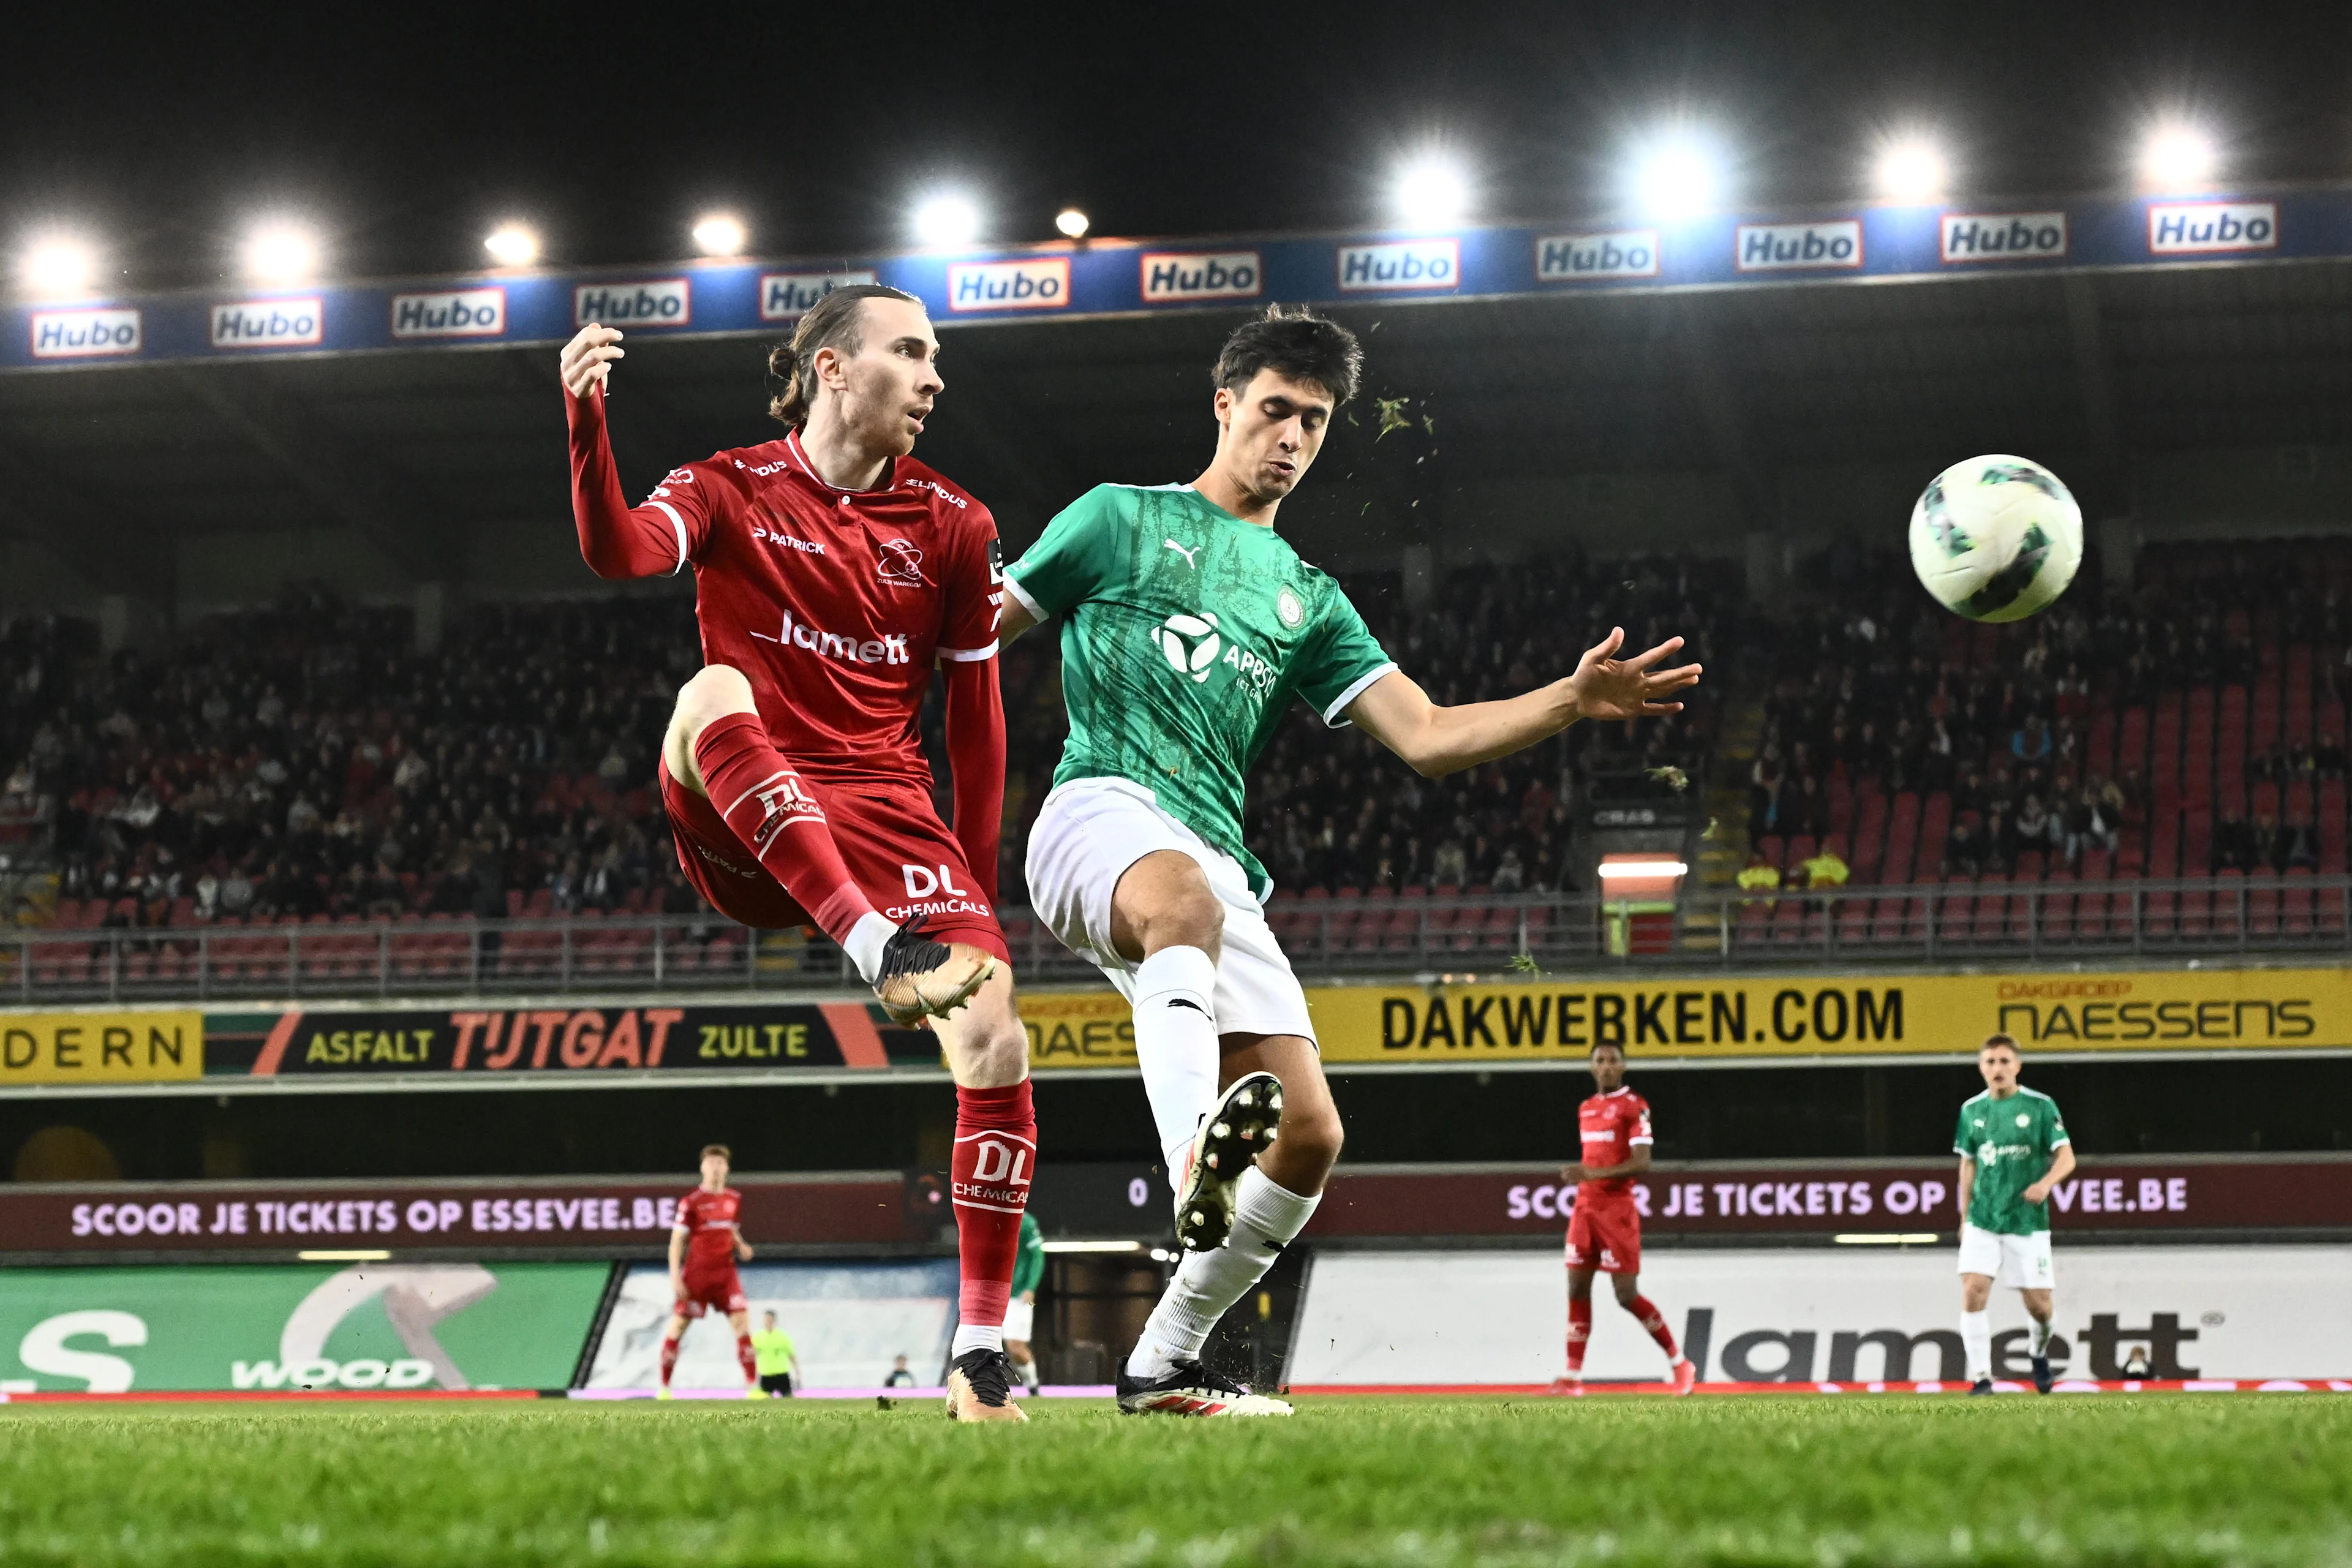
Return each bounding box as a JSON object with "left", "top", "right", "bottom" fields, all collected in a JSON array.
[{"left": 6, "top": 187, "right": 2344, "bottom": 371}]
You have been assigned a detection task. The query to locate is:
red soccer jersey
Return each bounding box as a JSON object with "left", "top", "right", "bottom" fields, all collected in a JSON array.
[
  {"left": 1575, "top": 1087, "right": 1653, "bottom": 1196},
  {"left": 674, "top": 1186, "right": 742, "bottom": 1271},
  {"left": 578, "top": 415, "right": 1003, "bottom": 782}
]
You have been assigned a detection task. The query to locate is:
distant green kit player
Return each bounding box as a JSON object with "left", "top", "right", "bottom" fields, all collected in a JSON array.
[
  {"left": 1003, "top": 1212, "right": 1045, "bottom": 1393},
  {"left": 751, "top": 1310, "right": 801, "bottom": 1398},
  {"left": 1000, "top": 305, "right": 1700, "bottom": 1417},
  {"left": 1954, "top": 1032, "right": 2076, "bottom": 1395}
]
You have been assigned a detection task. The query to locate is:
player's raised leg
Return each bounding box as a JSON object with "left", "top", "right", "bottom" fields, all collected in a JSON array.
[
  {"left": 925, "top": 964, "right": 1038, "bottom": 1422},
  {"left": 662, "top": 664, "right": 992, "bottom": 1023},
  {"left": 1611, "top": 1273, "right": 1695, "bottom": 1395}
]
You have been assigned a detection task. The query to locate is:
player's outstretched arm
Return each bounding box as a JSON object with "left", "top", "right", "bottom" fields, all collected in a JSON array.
[
  {"left": 560, "top": 325, "right": 701, "bottom": 580},
  {"left": 997, "top": 597, "right": 1038, "bottom": 647},
  {"left": 1347, "top": 627, "right": 1701, "bottom": 778}
]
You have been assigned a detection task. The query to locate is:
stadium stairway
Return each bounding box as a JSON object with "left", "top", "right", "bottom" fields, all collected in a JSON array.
[{"left": 1681, "top": 663, "right": 1770, "bottom": 952}]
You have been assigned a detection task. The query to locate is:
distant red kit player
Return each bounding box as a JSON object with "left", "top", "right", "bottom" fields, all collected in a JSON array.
[
  {"left": 658, "top": 1144, "right": 758, "bottom": 1398},
  {"left": 560, "top": 286, "right": 1035, "bottom": 1421},
  {"left": 1553, "top": 1042, "right": 1695, "bottom": 1396}
]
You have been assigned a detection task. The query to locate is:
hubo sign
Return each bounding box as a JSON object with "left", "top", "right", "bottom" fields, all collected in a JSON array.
[
  {"left": 1140, "top": 251, "right": 1262, "bottom": 303},
  {"left": 1338, "top": 239, "right": 1460, "bottom": 292},
  {"left": 30, "top": 307, "right": 141, "bottom": 359},
  {"left": 1940, "top": 211, "right": 2068, "bottom": 263},
  {"left": 2148, "top": 201, "right": 2278, "bottom": 255},
  {"left": 1536, "top": 230, "right": 1660, "bottom": 282},
  {"left": 573, "top": 278, "right": 690, "bottom": 328},
  {"left": 759, "top": 270, "right": 880, "bottom": 321},
  {"left": 945, "top": 258, "right": 1069, "bottom": 312},
  {"left": 391, "top": 287, "right": 506, "bottom": 339},
  {"left": 1735, "top": 221, "right": 1863, "bottom": 271},
  {"left": 0, "top": 1262, "right": 604, "bottom": 1392},
  {"left": 210, "top": 298, "right": 324, "bottom": 348}
]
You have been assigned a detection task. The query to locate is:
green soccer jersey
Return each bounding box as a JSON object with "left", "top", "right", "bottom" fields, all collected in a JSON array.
[
  {"left": 1011, "top": 1212, "right": 1045, "bottom": 1298},
  {"left": 1004, "top": 483, "right": 1396, "bottom": 897},
  {"left": 1953, "top": 1087, "right": 2070, "bottom": 1234}
]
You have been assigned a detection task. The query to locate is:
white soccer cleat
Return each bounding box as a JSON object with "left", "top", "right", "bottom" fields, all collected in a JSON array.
[
  {"left": 1174, "top": 1071, "right": 1283, "bottom": 1253},
  {"left": 1117, "top": 1357, "right": 1292, "bottom": 1417}
]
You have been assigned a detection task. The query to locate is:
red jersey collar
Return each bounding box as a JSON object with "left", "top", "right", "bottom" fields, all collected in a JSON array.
[{"left": 784, "top": 428, "right": 900, "bottom": 497}]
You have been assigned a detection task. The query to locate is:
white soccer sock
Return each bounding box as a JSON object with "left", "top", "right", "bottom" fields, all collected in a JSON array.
[
  {"left": 1131, "top": 946, "right": 1222, "bottom": 1180},
  {"left": 1961, "top": 1309, "right": 1992, "bottom": 1382},
  {"left": 2032, "top": 1316, "right": 2054, "bottom": 1355},
  {"left": 950, "top": 1324, "right": 1003, "bottom": 1359},
  {"left": 845, "top": 911, "right": 895, "bottom": 984},
  {"left": 1128, "top": 1166, "right": 1319, "bottom": 1381}
]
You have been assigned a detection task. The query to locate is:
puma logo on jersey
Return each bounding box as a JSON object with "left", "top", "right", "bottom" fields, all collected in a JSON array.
[{"left": 1164, "top": 539, "right": 1200, "bottom": 568}]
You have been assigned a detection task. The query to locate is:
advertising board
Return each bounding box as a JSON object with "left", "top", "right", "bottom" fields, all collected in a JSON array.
[{"left": 579, "top": 1260, "right": 956, "bottom": 1392}]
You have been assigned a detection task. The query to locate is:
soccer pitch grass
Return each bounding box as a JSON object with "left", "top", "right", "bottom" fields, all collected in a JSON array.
[{"left": 3, "top": 1396, "right": 2348, "bottom": 1567}]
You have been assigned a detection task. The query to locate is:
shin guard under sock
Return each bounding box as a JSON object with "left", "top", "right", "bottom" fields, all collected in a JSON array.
[
  {"left": 1566, "top": 1298, "right": 1593, "bottom": 1376},
  {"left": 1629, "top": 1294, "right": 1679, "bottom": 1359},
  {"left": 949, "top": 1079, "right": 1036, "bottom": 1359},
  {"left": 693, "top": 712, "right": 877, "bottom": 947}
]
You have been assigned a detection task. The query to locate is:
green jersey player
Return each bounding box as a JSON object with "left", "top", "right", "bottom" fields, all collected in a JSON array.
[
  {"left": 1954, "top": 1032, "right": 2076, "bottom": 1395},
  {"left": 999, "top": 306, "right": 1701, "bottom": 1417}
]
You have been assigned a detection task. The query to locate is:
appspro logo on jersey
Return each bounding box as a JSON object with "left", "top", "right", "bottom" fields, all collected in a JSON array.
[
  {"left": 2148, "top": 201, "right": 2278, "bottom": 255},
  {"left": 1940, "top": 212, "right": 2068, "bottom": 263},
  {"left": 1141, "top": 251, "right": 1262, "bottom": 303},
  {"left": 30, "top": 307, "right": 141, "bottom": 359},
  {"left": 211, "top": 298, "right": 324, "bottom": 348},
  {"left": 573, "top": 278, "right": 690, "bottom": 328},
  {"left": 1152, "top": 611, "right": 1276, "bottom": 699},
  {"left": 391, "top": 287, "right": 506, "bottom": 339},
  {"left": 760, "top": 270, "right": 880, "bottom": 322},
  {"left": 1536, "top": 229, "right": 1660, "bottom": 282},
  {"left": 1339, "top": 239, "right": 1460, "bottom": 292},
  {"left": 890, "top": 862, "right": 992, "bottom": 925},
  {"left": 946, "top": 258, "right": 1069, "bottom": 312},
  {"left": 1735, "top": 221, "right": 1863, "bottom": 271}
]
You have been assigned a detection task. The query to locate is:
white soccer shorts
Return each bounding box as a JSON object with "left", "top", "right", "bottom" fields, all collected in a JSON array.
[
  {"left": 1956, "top": 1223, "right": 2054, "bottom": 1289},
  {"left": 1001, "top": 1297, "right": 1035, "bottom": 1341},
  {"left": 1023, "top": 777, "right": 1317, "bottom": 1042}
]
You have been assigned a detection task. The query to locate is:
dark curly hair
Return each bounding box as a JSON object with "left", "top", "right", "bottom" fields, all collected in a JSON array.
[
  {"left": 1212, "top": 304, "right": 1363, "bottom": 407},
  {"left": 767, "top": 284, "right": 922, "bottom": 426}
]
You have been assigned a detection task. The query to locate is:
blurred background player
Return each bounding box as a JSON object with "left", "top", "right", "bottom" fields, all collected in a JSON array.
[
  {"left": 883, "top": 1356, "right": 917, "bottom": 1389},
  {"left": 1000, "top": 307, "right": 1700, "bottom": 1417},
  {"left": 1956, "top": 1033, "right": 2075, "bottom": 1395},
  {"left": 560, "top": 286, "right": 1037, "bottom": 1423},
  {"left": 1003, "top": 1210, "right": 1044, "bottom": 1393},
  {"left": 660, "top": 1144, "right": 757, "bottom": 1400},
  {"left": 1550, "top": 1044, "right": 1697, "bottom": 1396},
  {"left": 752, "top": 1310, "right": 801, "bottom": 1398}
]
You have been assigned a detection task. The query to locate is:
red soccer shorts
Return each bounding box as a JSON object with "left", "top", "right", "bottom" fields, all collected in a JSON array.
[
  {"left": 1566, "top": 1190, "right": 1642, "bottom": 1274},
  {"left": 658, "top": 758, "right": 1008, "bottom": 962},
  {"left": 676, "top": 1261, "right": 748, "bottom": 1320}
]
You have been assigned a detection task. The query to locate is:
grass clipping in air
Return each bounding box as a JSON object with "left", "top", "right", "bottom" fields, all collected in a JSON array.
[{"left": 2, "top": 1395, "right": 2349, "bottom": 1565}]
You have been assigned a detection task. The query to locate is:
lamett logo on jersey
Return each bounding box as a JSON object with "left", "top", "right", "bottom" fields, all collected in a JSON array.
[
  {"left": 1338, "top": 239, "right": 1460, "bottom": 292},
  {"left": 30, "top": 307, "right": 141, "bottom": 359},
  {"left": 573, "top": 278, "right": 690, "bottom": 327},
  {"left": 391, "top": 287, "right": 506, "bottom": 339},
  {"left": 1940, "top": 212, "right": 2068, "bottom": 263},
  {"left": 751, "top": 606, "right": 910, "bottom": 666},
  {"left": 946, "top": 258, "right": 1069, "bottom": 312},
  {"left": 211, "top": 298, "right": 324, "bottom": 348},
  {"left": 1140, "top": 250, "right": 1262, "bottom": 303},
  {"left": 1536, "top": 229, "right": 1660, "bottom": 282},
  {"left": 1736, "top": 221, "right": 1863, "bottom": 271},
  {"left": 759, "top": 269, "right": 880, "bottom": 321},
  {"left": 2148, "top": 201, "right": 2278, "bottom": 255}
]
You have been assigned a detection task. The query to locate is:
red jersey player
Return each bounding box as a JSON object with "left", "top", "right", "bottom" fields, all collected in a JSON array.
[
  {"left": 659, "top": 1144, "right": 758, "bottom": 1398},
  {"left": 1551, "top": 1042, "right": 1696, "bottom": 1396},
  {"left": 560, "top": 285, "right": 1035, "bottom": 1422}
]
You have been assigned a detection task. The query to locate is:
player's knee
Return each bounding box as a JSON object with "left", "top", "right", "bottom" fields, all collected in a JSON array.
[
  {"left": 673, "top": 664, "right": 757, "bottom": 738},
  {"left": 1278, "top": 1098, "right": 1343, "bottom": 1178}
]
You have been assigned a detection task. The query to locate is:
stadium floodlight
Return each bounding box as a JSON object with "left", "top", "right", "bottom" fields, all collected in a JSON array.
[
  {"left": 244, "top": 223, "right": 320, "bottom": 283},
  {"left": 1055, "top": 208, "right": 1090, "bottom": 239},
  {"left": 20, "top": 236, "right": 98, "bottom": 298},
  {"left": 912, "top": 192, "right": 982, "bottom": 248},
  {"left": 483, "top": 225, "right": 538, "bottom": 267},
  {"left": 2140, "top": 123, "right": 2217, "bottom": 189},
  {"left": 1630, "top": 135, "right": 1721, "bottom": 221},
  {"left": 1596, "top": 859, "right": 1689, "bottom": 879},
  {"left": 692, "top": 214, "right": 747, "bottom": 257},
  {"left": 1393, "top": 156, "right": 1471, "bottom": 228},
  {"left": 1875, "top": 137, "right": 1948, "bottom": 204}
]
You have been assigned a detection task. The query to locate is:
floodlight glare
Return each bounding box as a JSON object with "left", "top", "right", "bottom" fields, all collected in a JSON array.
[
  {"left": 483, "top": 225, "right": 539, "bottom": 267},
  {"left": 1875, "top": 138, "right": 1948, "bottom": 203},
  {"left": 244, "top": 224, "right": 320, "bottom": 283},
  {"left": 2141, "top": 124, "right": 2217, "bottom": 189},
  {"left": 1393, "top": 157, "right": 1470, "bottom": 228},
  {"left": 1055, "top": 208, "right": 1090, "bottom": 239},
  {"left": 692, "top": 214, "right": 746, "bottom": 256},
  {"left": 1631, "top": 138, "right": 1720, "bottom": 221},
  {"left": 913, "top": 194, "right": 981, "bottom": 247},
  {"left": 21, "top": 236, "right": 98, "bottom": 298}
]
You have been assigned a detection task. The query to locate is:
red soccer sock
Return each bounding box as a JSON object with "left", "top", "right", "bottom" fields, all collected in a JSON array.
[
  {"left": 1629, "top": 1294, "right": 1680, "bottom": 1359},
  {"left": 950, "top": 1080, "right": 1036, "bottom": 1346},
  {"left": 693, "top": 712, "right": 876, "bottom": 941},
  {"left": 658, "top": 1334, "right": 680, "bottom": 1389},
  {"left": 736, "top": 1334, "right": 758, "bottom": 1386},
  {"left": 1566, "top": 1297, "right": 1593, "bottom": 1376}
]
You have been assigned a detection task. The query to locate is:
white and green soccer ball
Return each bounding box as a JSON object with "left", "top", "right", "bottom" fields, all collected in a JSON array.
[{"left": 1907, "top": 454, "right": 2083, "bottom": 623}]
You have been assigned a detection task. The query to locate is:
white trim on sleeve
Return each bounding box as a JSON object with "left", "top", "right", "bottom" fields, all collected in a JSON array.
[
  {"left": 937, "top": 641, "right": 1000, "bottom": 663},
  {"left": 649, "top": 500, "right": 690, "bottom": 575},
  {"left": 1001, "top": 571, "right": 1046, "bottom": 623},
  {"left": 1627, "top": 1136, "right": 1654, "bottom": 1145},
  {"left": 1320, "top": 662, "right": 1399, "bottom": 728}
]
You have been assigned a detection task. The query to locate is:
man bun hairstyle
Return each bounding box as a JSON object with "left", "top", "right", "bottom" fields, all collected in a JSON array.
[
  {"left": 701, "top": 1143, "right": 731, "bottom": 1161},
  {"left": 1213, "top": 303, "right": 1363, "bottom": 407},
  {"left": 767, "top": 284, "right": 922, "bottom": 427}
]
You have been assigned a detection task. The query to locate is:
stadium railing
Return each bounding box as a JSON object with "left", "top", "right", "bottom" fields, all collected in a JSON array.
[{"left": 6, "top": 876, "right": 2350, "bottom": 1003}]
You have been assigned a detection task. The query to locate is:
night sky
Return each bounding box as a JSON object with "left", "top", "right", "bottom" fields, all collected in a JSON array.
[{"left": 7, "top": 0, "right": 2351, "bottom": 292}]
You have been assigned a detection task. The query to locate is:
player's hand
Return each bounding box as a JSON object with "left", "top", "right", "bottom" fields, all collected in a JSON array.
[
  {"left": 560, "top": 325, "right": 625, "bottom": 399},
  {"left": 1559, "top": 1164, "right": 1583, "bottom": 1184},
  {"left": 738, "top": 1242, "right": 755, "bottom": 1262},
  {"left": 1566, "top": 628, "right": 1702, "bottom": 722},
  {"left": 2022, "top": 1181, "right": 2053, "bottom": 1205}
]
